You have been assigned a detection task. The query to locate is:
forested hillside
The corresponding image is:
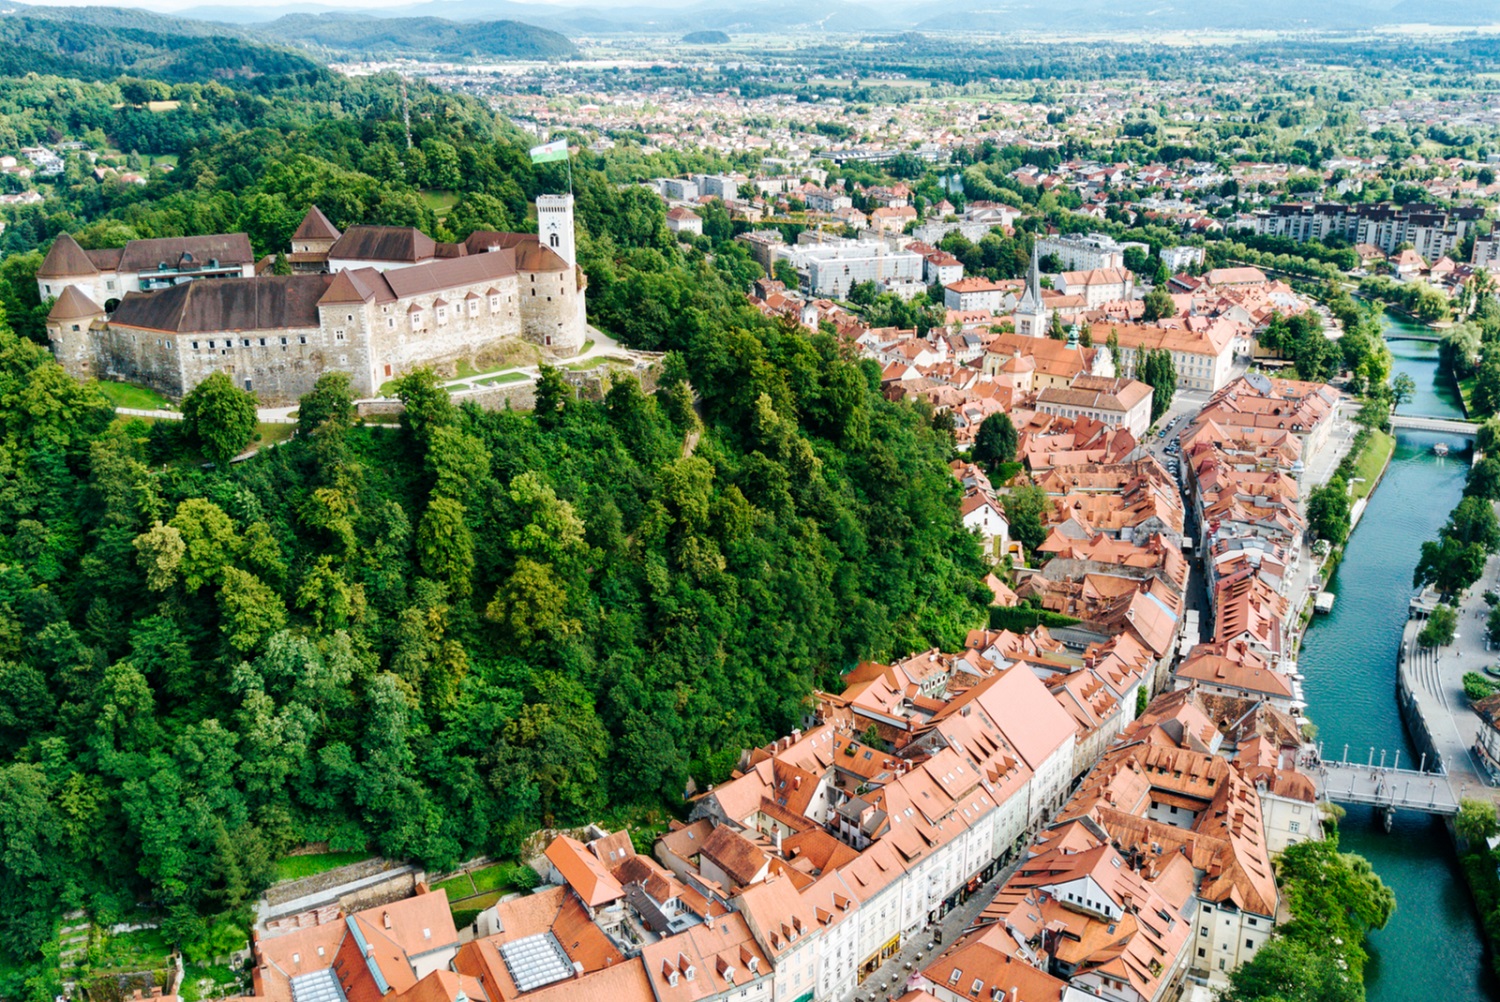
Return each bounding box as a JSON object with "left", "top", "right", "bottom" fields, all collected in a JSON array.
[
  {"left": 0, "top": 33, "right": 987, "bottom": 1002},
  {"left": 0, "top": 5, "right": 323, "bottom": 83},
  {"left": 254, "top": 14, "right": 578, "bottom": 59}
]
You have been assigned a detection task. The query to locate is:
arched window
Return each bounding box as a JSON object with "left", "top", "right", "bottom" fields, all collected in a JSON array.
[{"left": 549, "top": 233, "right": 560, "bottom": 248}]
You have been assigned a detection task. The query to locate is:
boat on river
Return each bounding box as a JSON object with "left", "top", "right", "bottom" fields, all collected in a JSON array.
[{"left": 1434, "top": 442, "right": 1449, "bottom": 457}]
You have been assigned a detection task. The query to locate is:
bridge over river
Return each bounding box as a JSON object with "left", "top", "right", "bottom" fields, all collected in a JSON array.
[
  {"left": 1388, "top": 414, "right": 1479, "bottom": 436},
  {"left": 1317, "top": 743, "right": 1460, "bottom": 828}
]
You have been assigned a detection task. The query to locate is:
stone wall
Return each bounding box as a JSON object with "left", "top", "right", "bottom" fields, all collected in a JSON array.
[{"left": 264, "top": 856, "right": 403, "bottom": 908}]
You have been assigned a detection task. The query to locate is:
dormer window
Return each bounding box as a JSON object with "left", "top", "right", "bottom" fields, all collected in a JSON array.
[
  {"left": 490, "top": 295, "right": 501, "bottom": 311},
  {"left": 667, "top": 973, "right": 679, "bottom": 988},
  {"left": 467, "top": 299, "right": 479, "bottom": 317},
  {"left": 436, "top": 306, "right": 448, "bottom": 324},
  {"left": 684, "top": 967, "right": 695, "bottom": 982},
  {"left": 411, "top": 311, "right": 425, "bottom": 329}
]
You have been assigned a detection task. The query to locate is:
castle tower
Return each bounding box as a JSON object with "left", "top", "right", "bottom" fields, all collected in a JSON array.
[
  {"left": 289, "top": 205, "right": 342, "bottom": 273},
  {"left": 536, "top": 194, "right": 576, "bottom": 268},
  {"left": 45, "top": 285, "right": 106, "bottom": 380},
  {"left": 1014, "top": 243, "right": 1049, "bottom": 338}
]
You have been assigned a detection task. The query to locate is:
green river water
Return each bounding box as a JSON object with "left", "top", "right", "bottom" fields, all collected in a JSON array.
[{"left": 1296, "top": 312, "right": 1498, "bottom": 999}]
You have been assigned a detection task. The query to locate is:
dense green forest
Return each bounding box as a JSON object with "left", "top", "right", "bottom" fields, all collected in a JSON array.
[
  {"left": 253, "top": 14, "right": 578, "bottom": 59},
  {"left": 0, "top": 37, "right": 988, "bottom": 1002}
]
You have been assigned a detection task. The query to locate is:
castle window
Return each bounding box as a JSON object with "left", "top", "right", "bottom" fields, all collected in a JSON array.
[
  {"left": 435, "top": 307, "right": 447, "bottom": 324},
  {"left": 72, "top": 325, "right": 81, "bottom": 333},
  {"left": 335, "top": 331, "right": 346, "bottom": 342},
  {"left": 411, "top": 312, "right": 424, "bottom": 329},
  {"left": 299, "top": 335, "right": 307, "bottom": 344},
  {"left": 242, "top": 339, "right": 251, "bottom": 348},
  {"left": 346, "top": 314, "right": 353, "bottom": 323},
  {"left": 192, "top": 341, "right": 200, "bottom": 350},
  {"left": 468, "top": 299, "right": 478, "bottom": 317},
  {"left": 208, "top": 341, "right": 216, "bottom": 349},
  {"left": 490, "top": 296, "right": 501, "bottom": 311},
  {"left": 165, "top": 340, "right": 172, "bottom": 349},
  {"left": 43, "top": 284, "right": 51, "bottom": 295},
  {"left": 280, "top": 337, "right": 288, "bottom": 346},
  {"left": 339, "top": 354, "right": 348, "bottom": 364},
  {"left": 106, "top": 281, "right": 116, "bottom": 291},
  {"left": 259, "top": 338, "right": 267, "bottom": 346},
  {"left": 388, "top": 318, "right": 395, "bottom": 329}
]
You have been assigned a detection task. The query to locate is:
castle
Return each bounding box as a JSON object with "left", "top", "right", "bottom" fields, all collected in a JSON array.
[{"left": 42, "top": 196, "right": 587, "bottom": 403}]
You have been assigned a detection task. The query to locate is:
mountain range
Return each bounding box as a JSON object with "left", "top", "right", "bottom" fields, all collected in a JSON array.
[{"left": 173, "top": 0, "right": 1500, "bottom": 32}]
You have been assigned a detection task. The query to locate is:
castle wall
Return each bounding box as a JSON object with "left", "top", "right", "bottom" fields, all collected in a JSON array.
[
  {"left": 372, "top": 274, "right": 524, "bottom": 387},
  {"left": 519, "top": 268, "right": 586, "bottom": 356}
]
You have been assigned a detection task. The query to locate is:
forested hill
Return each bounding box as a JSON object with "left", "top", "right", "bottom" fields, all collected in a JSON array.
[
  {"left": 0, "top": 44, "right": 986, "bottom": 1002},
  {"left": 0, "top": 4, "right": 324, "bottom": 84},
  {"left": 254, "top": 14, "right": 578, "bottom": 59}
]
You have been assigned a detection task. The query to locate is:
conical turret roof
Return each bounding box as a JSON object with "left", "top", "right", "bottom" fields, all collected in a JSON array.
[
  {"left": 38, "top": 233, "right": 100, "bottom": 278},
  {"left": 48, "top": 284, "right": 104, "bottom": 321},
  {"left": 293, "top": 205, "right": 341, "bottom": 242}
]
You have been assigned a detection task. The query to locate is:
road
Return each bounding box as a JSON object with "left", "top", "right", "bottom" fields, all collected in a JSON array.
[{"left": 838, "top": 860, "right": 1021, "bottom": 1002}]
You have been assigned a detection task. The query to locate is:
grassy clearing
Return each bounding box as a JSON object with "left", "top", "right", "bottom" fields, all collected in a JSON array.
[
  {"left": 94, "top": 927, "right": 172, "bottom": 974},
  {"left": 98, "top": 380, "right": 174, "bottom": 410},
  {"left": 1349, "top": 429, "right": 1395, "bottom": 501},
  {"left": 1460, "top": 375, "right": 1478, "bottom": 415},
  {"left": 253, "top": 423, "right": 297, "bottom": 450},
  {"left": 179, "top": 962, "right": 245, "bottom": 1002},
  {"left": 477, "top": 372, "right": 530, "bottom": 386},
  {"left": 432, "top": 872, "right": 477, "bottom": 899},
  {"left": 272, "top": 850, "right": 371, "bottom": 883},
  {"left": 419, "top": 189, "right": 459, "bottom": 220}
]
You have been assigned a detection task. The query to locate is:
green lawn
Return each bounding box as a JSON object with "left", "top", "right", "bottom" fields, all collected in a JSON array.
[
  {"left": 1460, "top": 376, "right": 1478, "bottom": 415},
  {"left": 98, "top": 380, "right": 174, "bottom": 410},
  {"left": 252, "top": 423, "right": 297, "bottom": 451},
  {"left": 477, "top": 372, "right": 530, "bottom": 386},
  {"left": 1349, "top": 429, "right": 1395, "bottom": 501},
  {"left": 419, "top": 189, "right": 459, "bottom": 220},
  {"left": 432, "top": 872, "right": 477, "bottom": 899},
  {"left": 93, "top": 927, "right": 172, "bottom": 974},
  {"left": 272, "top": 850, "right": 371, "bottom": 883}
]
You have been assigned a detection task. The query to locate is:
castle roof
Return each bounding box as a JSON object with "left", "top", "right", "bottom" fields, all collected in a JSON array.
[
  {"left": 110, "top": 274, "right": 333, "bottom": 334},
  {"left": 116, "top": 234, "right": 255, "bottom": 273},
  {"left": 47, "top": 285, "right": 105, "bottom": 321},
  {"left": 330, "top": 225, "right": 437, "bottom": 263},
  {"left": 38, "top": 233, "right": 100, "bottom": 278},
  {"left": 293, "top": 205, "right": 342, "bottom": 242}
]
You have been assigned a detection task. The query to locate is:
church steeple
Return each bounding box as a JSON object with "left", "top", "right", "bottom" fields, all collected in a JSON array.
[{"left": 1014, "top": 241, "right": 1049, "bottom": 337}]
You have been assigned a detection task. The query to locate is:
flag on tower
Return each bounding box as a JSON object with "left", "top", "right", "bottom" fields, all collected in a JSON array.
[{"left": 529, "top": 139, "right": 568, "bottom": 164}]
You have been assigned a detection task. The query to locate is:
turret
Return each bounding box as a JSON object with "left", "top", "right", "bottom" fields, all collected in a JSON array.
[{"left": 45, "top": 285, "right": 106, "bottom": 380}]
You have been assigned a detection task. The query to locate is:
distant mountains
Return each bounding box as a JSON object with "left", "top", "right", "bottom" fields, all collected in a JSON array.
[
  {"left": 253, "top": 13, "right": 577, "bottom": 59},
  {"left": 0, "top": 1, "right": 576, "bottom": 80},
  {"left": 174, "top": 0, "right": 1500, "bottom": 33},
  {"left": 0, "top": 3, "right": 323, "bottom": 82}
]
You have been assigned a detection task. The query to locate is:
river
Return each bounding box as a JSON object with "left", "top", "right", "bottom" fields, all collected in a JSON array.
[{"left": 1296, "top": 310, "right": 1498, "bottom": 1000}]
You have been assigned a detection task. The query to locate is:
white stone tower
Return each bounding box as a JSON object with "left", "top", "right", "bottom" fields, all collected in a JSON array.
[{"left": 537, "top": 194, "right": 576, "bottom": 268}]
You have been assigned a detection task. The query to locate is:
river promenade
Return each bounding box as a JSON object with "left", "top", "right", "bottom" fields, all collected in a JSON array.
[{"left": 1297, "top": 314, "right": 1499, "bottom": 1000}]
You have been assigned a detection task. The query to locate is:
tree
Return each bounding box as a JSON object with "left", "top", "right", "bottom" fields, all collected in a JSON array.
[
  {"left": 1413, "top": 536, "right": 1486, "bottom": 598},
  {"left": 297, "top": 372, "right": 354, "bottom": 437},
  {"left": 1468, "top": 456, "right": 1500, "bottom": 501},
  {"left": 1307, "top": 477, "right": 1352, "bottom": 545},
  {"left": 972, "top": 412, "right": 1018, "bottom": 475},
  {"left": 1141, "top": 286, "right": 1176, "bottom": 322},
  {"left": 1487, "top": 604, "right": 1500, "bottom": 647},
  {"left": 1140, "top": 349, "right": 1176, "bottom": 423},
  {"left": 1457, "top": 798, "right": 1499, "bottom": 846},
  {"left": 1445, "top": 496, "right": 1500, "bottom": 553},
  {"left": 1391, "top": 372, "right": 1416, "bottom": 409},
  {"left": 1418, "top": 602, "right": 1458, "bottom": 647},
  {"left": 773, "top": 259, "right": 800, "bottom": 288},
  {"left": 1002, "top": 484, "right": 1049, "bottom": 555},
  {"left": 181, "top": 372, "right": 257, "bottom": 466}
]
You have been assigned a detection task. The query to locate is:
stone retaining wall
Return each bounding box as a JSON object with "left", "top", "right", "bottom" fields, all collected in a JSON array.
[{"left": 264, "top": 856, "right": 401, "bottom": 907}]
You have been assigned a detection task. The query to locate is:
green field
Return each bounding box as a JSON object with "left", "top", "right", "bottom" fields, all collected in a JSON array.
[
  {"left": 419, "top": 189, "right": 459, "bottom": 220},
  {"left": 98, "top": 380, "right": 173, "bottom": 410},
  {"left": 272, "top": 850, "right": 371, "bottom": 883},
  {"left": 1349, "top": 429, "right": 1395, "bottom": 501},
  {"left": 477, "top": 372, "right": 530, "bottom": 386}
]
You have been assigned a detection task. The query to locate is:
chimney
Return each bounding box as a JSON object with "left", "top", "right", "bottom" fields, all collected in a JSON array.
[
  {"left": 773, "top": 828, "right": 783, "bottom": 852},
  {"left": 382, "top": 912, "right": 392, "bottom": 930}
]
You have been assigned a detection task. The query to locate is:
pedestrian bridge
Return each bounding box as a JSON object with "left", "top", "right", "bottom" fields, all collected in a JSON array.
[
  {"left": 1383, "top": 332, "right": 1441, "bottom": 343},
  {"left": 1317, "top": 745, "right": 1459, "bottom": 821},
  {"left": 1389, "top": 414, "right": 1479, "bottom": 437}
]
